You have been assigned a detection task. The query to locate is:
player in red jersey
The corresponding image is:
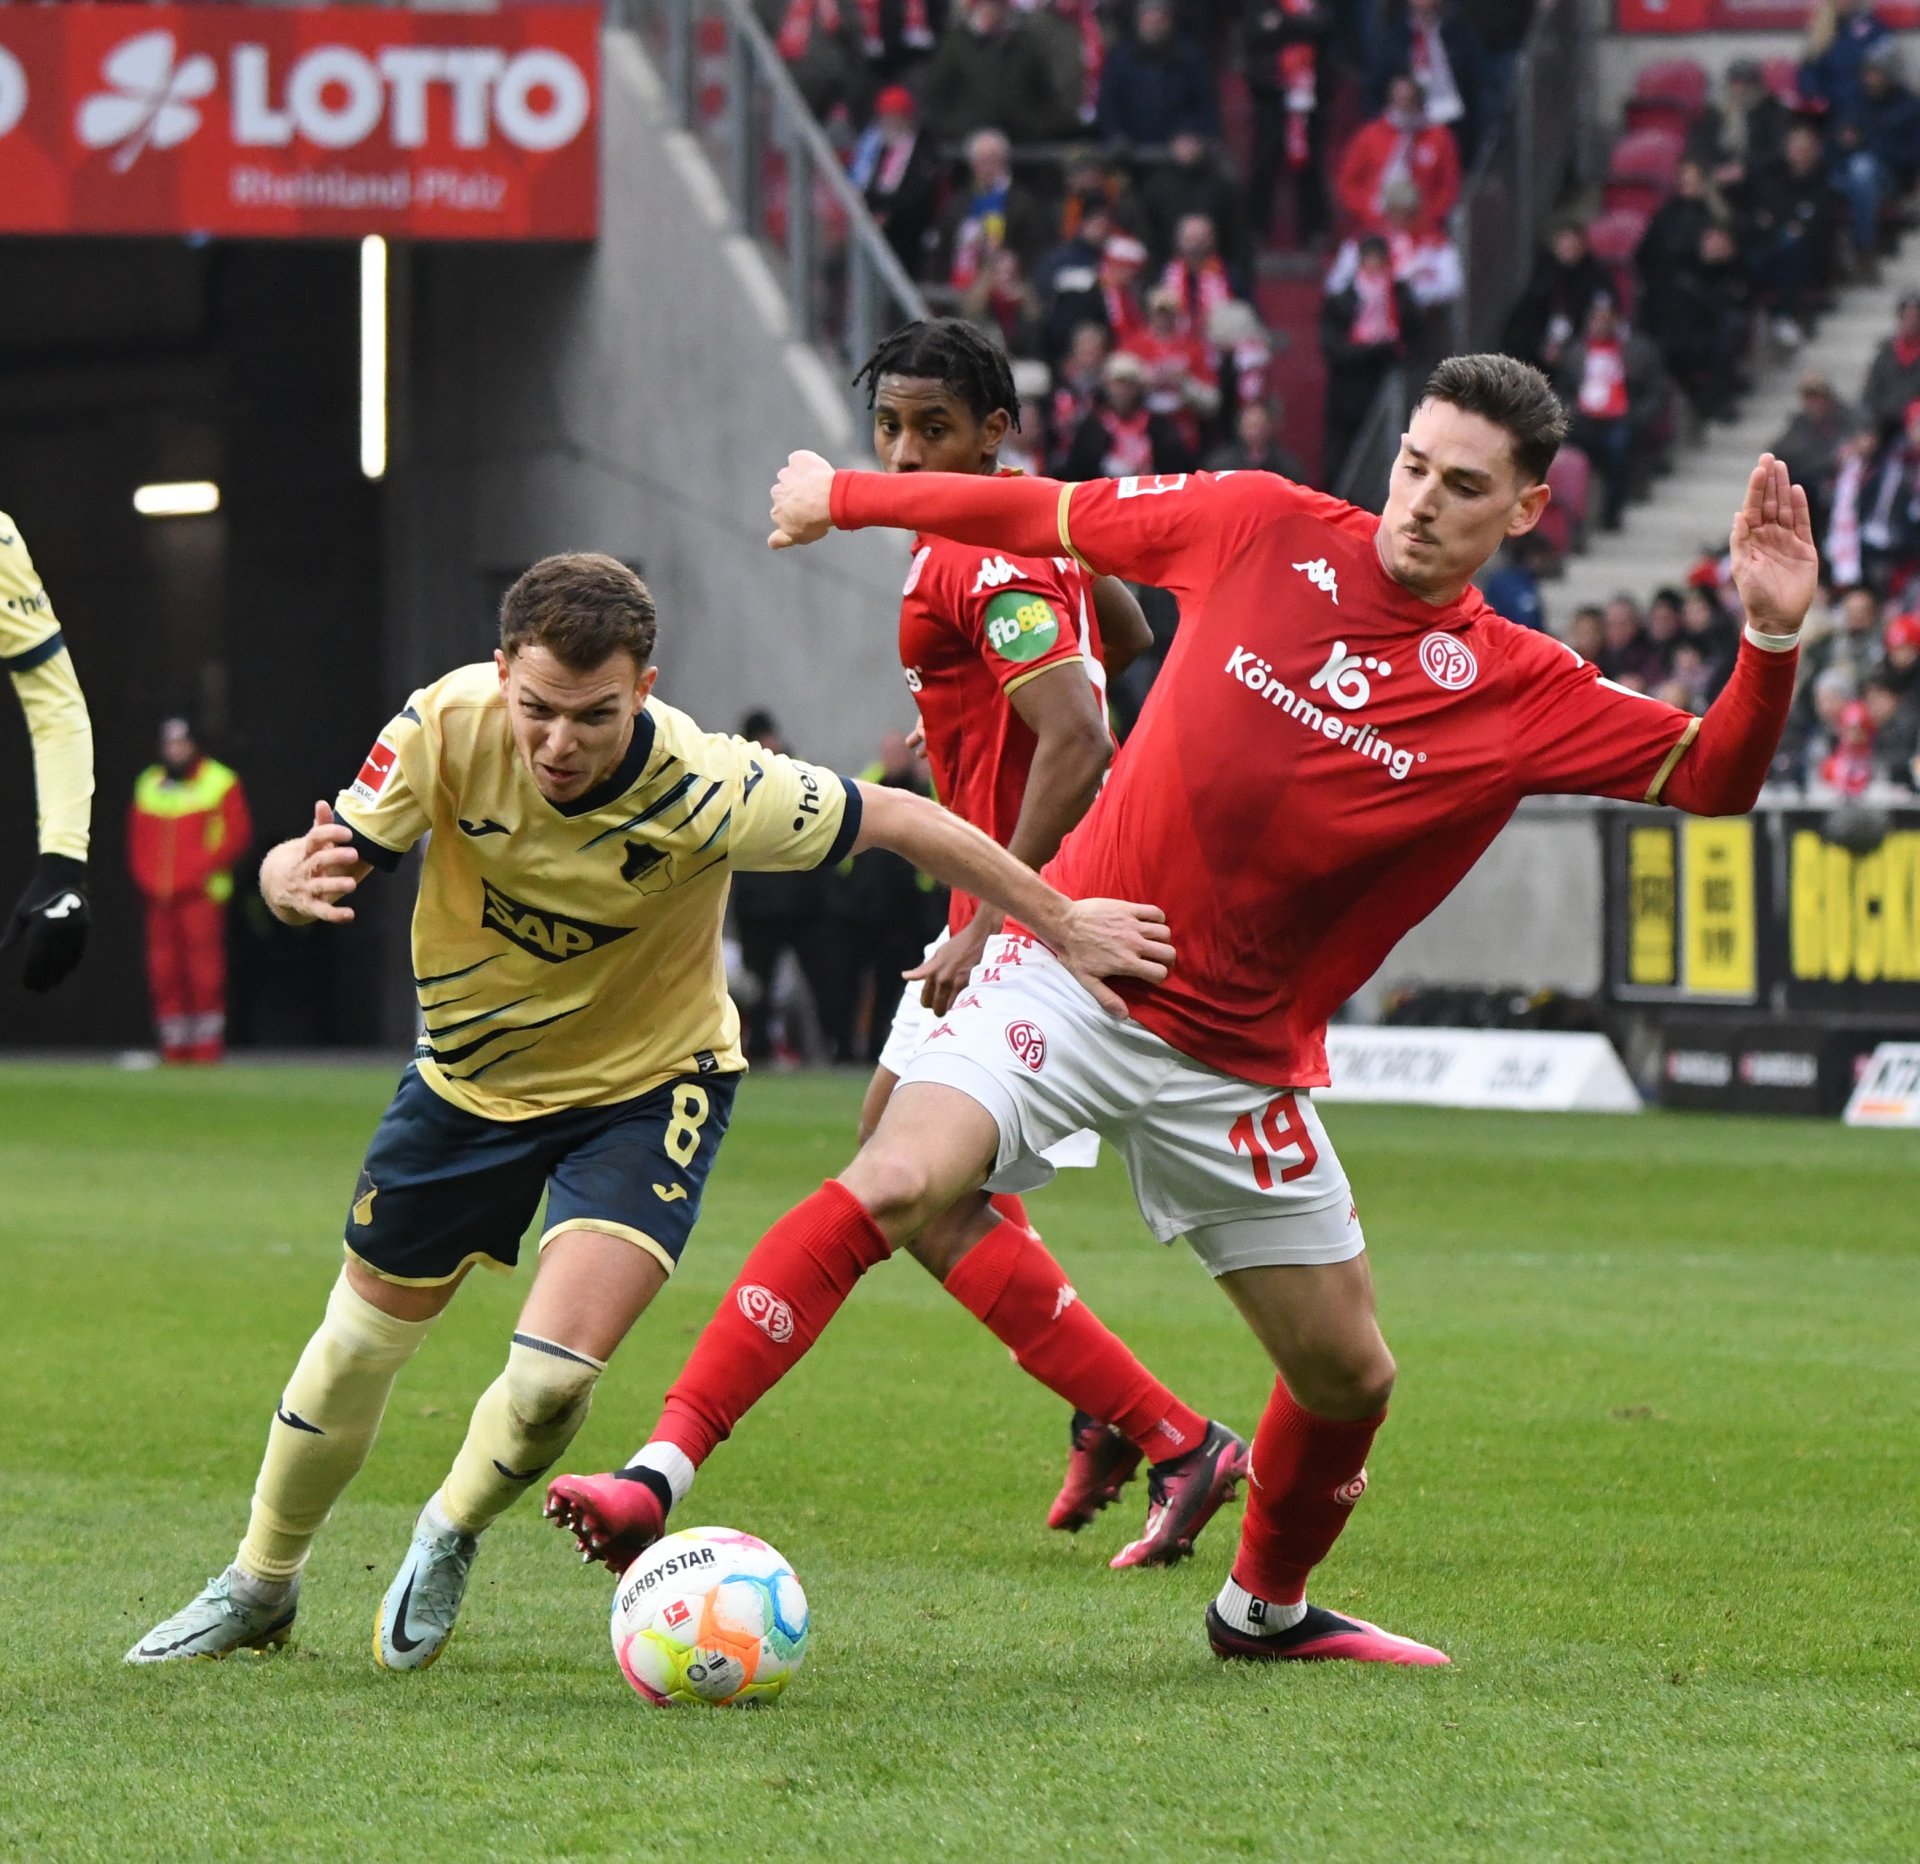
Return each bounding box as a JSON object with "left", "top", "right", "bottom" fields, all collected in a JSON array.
[
  {"left": 549, "top": 355, "right": 1815, "bottom": 1664},
  {"left": 848, "top": 320, "right": 1245, "bottom": 1562}
]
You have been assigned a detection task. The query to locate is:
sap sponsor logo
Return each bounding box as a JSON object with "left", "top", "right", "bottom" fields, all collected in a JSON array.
[
  {"left": 1664, "top": 1048, "right": 1733, "bottom": 1088},
  {"left": 77, "top": 27, "right": 591, "bottom": 170},
  {"left": 1115, "top": 474, "right": 1188, "bottom": 499},
  {"left": 972, "top": 555, "right": 1020, "bottom": 593},
  {"left": 1007, "top": 1021, "right": 1048, "bottom": 1071},
  {"left": 1419, "top": 631, "right": 1478, "bottom": 691},
  {"left": 617, "top": 1545, "right": 717, "bottom": 1609},
  {"left": 903, "top": 545, "right": 930, "bottom": 596},
  {"left": 737, "top": 1284, "right": 795, "bottom": 1343},
  {"left": 1309, "top": 639, "right": 1388, "bottom": 710},
  {"left": 1739, "top": 1049, "right": 1818, "bottom": 1089},
  {"left": 1333, "top": 1469, "right": 1369, "bottom": 1506},
  {"left": 1292, "top": 557, "right": 1340, "bottom": 605},
  {"left": 480, "top": 878, "right": 633, "bottom": 964},
  {"left": 1225, "top": 646, "right": 1426, "bottom": 780},
  {"left": 0, "top": 47, "right": 25, "bottom": 142}
]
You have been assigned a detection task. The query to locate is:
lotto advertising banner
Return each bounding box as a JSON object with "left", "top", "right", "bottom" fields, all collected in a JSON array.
[
  {"left": 1617, "top": 2, "right": 1920, "bottom": 29},
  {"left": 0, "top": 6, "right": 599, "bottom": 240}
]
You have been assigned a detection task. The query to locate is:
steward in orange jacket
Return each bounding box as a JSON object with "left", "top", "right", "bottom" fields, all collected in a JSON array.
[{"left": 127, "top": 718, "right": 251, "bottom": 1061}]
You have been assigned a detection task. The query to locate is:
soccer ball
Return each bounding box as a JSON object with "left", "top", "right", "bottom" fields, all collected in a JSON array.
[{"left": 610, "top": 1526, "right": 810, "bottom": 1707}]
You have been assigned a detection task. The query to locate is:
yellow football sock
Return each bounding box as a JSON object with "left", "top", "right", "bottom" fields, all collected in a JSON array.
[
  {"left": 438, "top": 1332, "right": 604, "bottom": 1535},
  {"left": 235, "top": 1271, "right": 434, "bottom": 1583}
]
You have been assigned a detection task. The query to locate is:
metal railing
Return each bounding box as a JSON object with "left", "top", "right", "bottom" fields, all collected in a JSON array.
[
  {"left": 1453, "top": 0, "right": 1589, "bottom": 354},
  {"left": 1331, "top": 367, "right": 1409, "bottom": 514},
  {"left": 612, "top": 0, "right": 927, "bottom": 433}
]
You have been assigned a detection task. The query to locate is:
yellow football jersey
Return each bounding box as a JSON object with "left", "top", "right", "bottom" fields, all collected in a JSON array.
[
  {"left": 335, "top": 663, "right": 859, "bottom": 1120},
  {"left": 1, "top": 512, "right": 93, "bottom": 860}
]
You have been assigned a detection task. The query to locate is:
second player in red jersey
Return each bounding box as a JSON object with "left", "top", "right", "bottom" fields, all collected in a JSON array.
[{"left": 552, "top": 355, "right": 1816, "bottom": 1669}]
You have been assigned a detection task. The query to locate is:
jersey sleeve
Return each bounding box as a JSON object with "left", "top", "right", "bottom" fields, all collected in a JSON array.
[
  {"left": 1505, "top": 629, "right": 1699, "bottom": 803},
  {"left": 947, "top": 551, "right": 1088, "bottom": 698},
  {"left": 334, "top": 698, "right": 433, "bottom": 869},
  {"left": 1, "top": 515, "right": 94, "bottom": 860},
  {"left": 1058, "top": 471, "right": 1370, "bottom": 594},
  {"left": 724, "top": 740, "right": 863, "bottom": 874}
]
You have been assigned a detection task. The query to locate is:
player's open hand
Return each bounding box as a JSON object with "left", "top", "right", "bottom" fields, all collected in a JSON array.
[
  {"left": 1729, "top": 452, "right": 1817, "bottom": 638},
  {"left": 1054, "top": 899, "right": 1174, "bottom": 1017},
  {"left": 904, "top": 911, "right": 995, "bottom": 1016},
  {"left": 263, "top": 801, "right": 364, "bottom": 925},
  {"left": 768, "top": 450, "right": 836, "bottom": 550}
]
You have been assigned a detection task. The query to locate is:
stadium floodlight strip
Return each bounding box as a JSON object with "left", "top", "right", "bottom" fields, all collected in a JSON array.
[
  {"left": 360, "top": 234, "right": 387, "bottom": 482},
  {"left": 132, "top": 481, "right": 220, "bottom": 518}
]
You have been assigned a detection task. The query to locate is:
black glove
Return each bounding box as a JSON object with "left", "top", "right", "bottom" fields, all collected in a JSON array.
[{"left": 3, "top": 853, "right": 90, "bottom": 992}]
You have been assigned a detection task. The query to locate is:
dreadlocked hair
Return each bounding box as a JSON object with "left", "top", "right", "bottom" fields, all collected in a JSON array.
[{"left": 852, "top": 317, "right": 1022, "bottom": 430}]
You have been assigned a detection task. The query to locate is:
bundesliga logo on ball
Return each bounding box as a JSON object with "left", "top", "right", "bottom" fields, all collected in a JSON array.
[{"left": 610, "top": 1527, "right": 810, "bottom": 1707}]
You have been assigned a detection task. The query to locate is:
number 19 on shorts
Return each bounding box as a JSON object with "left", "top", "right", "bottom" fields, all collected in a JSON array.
[{"left": 1228, "top": 1092, "right": 1319, "bottom": 1190}]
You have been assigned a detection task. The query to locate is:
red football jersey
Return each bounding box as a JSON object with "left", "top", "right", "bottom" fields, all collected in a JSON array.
[
  {"left": 1039, "top": 471, "right": 1710, "bottom": 1087},
  {"left": 898, "top": 528, "right": 1105, "bottom": 933}
]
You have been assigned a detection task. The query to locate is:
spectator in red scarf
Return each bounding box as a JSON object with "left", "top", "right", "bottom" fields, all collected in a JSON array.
[
  {"left": 1319, "top": 234, "right": 1418, "bottom": 475},
  {"left": 1819, "top": 699, "right": 1879, "bottom": 795},
  {"left": 1503, "top": 220, "right": 1614, "bottom": 373},
  {"left": 1059, "top": 349, "right": 1195, "bottom": 479},
  {"left": 1022, "top": 0, "right": 1105, "bottom": 129},
  {"left": 1123, "top": 286, "right": 1222, "bottom": 456},
  {"left": 1157, "top": 212, "right": 1235, "bottom": 337},
  {"left": 1366, "top": 0, "right": 1488, "bottom": 163},
  {"left": 961, "top": 245, "right": 1046, "bottom": 354},
  {"left": 1096, "top": 231, "right": 1150, "bottom": 348},
  {"left": 1142, "top": 134, "right": 1251, "bottom": 282},
  {"left": 848, "top": 85, "right": 942, "bottom": 273},
  {"left": 1246, "top": 0, "right": 1335, "bottom": 247},
  {"left": 1861, "top": 293, "right": 1920, "bottom": 436},
  {"left": 767, "top": 0, "right": 875, "bottom": 123},
  {"left": 1555, "top": 297, "right": 1665, "bottom": 531},
  {"left": 920, "top": 0, "right": 1076, "bottom": 143},
  {"left": 1335, "top": 74, "right": 1460, "bottom": 238}
]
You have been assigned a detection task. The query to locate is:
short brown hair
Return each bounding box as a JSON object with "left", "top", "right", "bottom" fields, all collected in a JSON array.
[
  {"left": 1419, "top": 353, "right": 1568, "bottom": 485},
  {"left": 499, "top": 553, "right": 657, "bottom": 672}
]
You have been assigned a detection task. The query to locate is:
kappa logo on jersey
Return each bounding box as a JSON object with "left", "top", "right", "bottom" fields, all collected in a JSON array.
[
  {"left": 1115, "top": 474, "right": 1189, "bottom": 499},
  {"left": 972, "top": 555, "right": 1021, "bottom": 593},
  {"left": 1292, "top": 557, "right": 1340, "bottom": 605},
  {"left": 737, "top": 1284, "right": 794, "bottom": 1344},
  {"left": 1418, "top": 631, "right": 1479, "bottom": 691},
  {"left": 1007, "top": 1021, "right": 1048, "bottom": 1071},
  {"left": 480, "top": 879, "right": 634, "bottom": 964},
  {"left": 350, "top": 738, "right": 399, "bottom": 804},
  {"left": 1309, "top": 640, "right": 1390, "bottom": 711},
  {"left": 984, "top": 590, "right": 1063, "bottom": 664}
]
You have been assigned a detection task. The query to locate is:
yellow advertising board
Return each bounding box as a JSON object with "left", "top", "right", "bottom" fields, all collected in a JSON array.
[
  {"left": 1625, "top": 826, "right": 1676, "bottom": 986},
  {"left": 1680, "top": 819, "right": 1757, "bottom": 998}
]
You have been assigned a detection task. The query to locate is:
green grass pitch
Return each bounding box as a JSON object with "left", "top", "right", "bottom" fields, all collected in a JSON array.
[{"left": 2, "top": 1064, "right": 1916, "bottom": 1860}]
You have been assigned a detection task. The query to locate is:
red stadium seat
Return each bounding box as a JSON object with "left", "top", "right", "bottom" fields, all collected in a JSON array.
[
  {"left": 1537, "top": 445, "right": 1592, "bottom": 556},
  {"left": 1625, "top": 59, "right": 1709, "bottom": 135},
  {"left": 1603, "top": 127, "right": 1683, "bottom": 217}
]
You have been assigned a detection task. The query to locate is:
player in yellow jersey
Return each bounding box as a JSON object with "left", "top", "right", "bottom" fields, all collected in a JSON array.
[
  {"left": 1, "top": 513, "right": 94, "bottom": 992},
  {"left": 127, "top": 552, "right": 1171, "bottom": 1669}
]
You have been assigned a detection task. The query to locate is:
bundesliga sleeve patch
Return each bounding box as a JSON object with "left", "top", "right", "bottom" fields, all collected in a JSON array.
[
  {"left": 984, "top": 590, "right": 1064, "bottom": 664},
  {"left": 349, "top": 737, "right": 399, "bottom": 806}
]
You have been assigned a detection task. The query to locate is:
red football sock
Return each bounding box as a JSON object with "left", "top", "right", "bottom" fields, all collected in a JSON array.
[
  {"left": 987, "top": 1192, "right": 1030, "bottom": 1231},
  {"left": 655, "top": 1181, "right": 892, "bottom": 1466},
  {"left": 942, "top": 1218, "right": 1208, "bottom": 1461},
  {"left": 1232, "top": 1378, "right": 1382, "bottom": 1606}
]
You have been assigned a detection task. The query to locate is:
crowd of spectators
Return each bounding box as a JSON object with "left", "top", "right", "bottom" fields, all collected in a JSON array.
[{"left": 804, "top": 0, "right": 1512, "bottom": 482}]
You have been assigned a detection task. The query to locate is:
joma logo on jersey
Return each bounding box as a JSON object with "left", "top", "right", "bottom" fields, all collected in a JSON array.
[
  {"left": 481, "top": 879, "right": 633, "bottom": 963},
  {"left": 1293, "top": 557, "right": 1340, "bottom": 604}
]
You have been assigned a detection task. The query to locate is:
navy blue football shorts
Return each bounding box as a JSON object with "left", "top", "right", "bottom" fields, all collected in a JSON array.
[{"left": 344, "top": 1065, "right": 739, "bottom": 1287}]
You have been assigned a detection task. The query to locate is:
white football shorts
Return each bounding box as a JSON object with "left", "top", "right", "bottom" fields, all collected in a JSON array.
[
  {"left": 896, "top": 938, "right": 1362, "bottom": 1275},
  {"left": 879, "top": 929, "right": 1100, "bottom": 1170}
]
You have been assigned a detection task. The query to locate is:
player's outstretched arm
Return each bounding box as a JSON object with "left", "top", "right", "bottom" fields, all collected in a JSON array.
[
  {"left": 770, "top": 449, "right": 1072, "bottom": 561},
  {"left": 853, "top": 781, "right": 1172, "bottom": 1016},
  {"left": 259, "top": 801, "right": 371, "bottom": 926},
  {"left": 1664, "top": 454, "right": 1816, "bottom": 816}
]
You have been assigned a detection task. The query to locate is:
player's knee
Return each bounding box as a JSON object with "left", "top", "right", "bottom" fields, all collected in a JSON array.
[
  {"left": 503, "top": 1336, "right": 602, "bottom": 1434},
  {"left": 1290, "top": 1340, "right": 1395, "bottom": 1420},
  {"left": 840, "top": 1145, "right": 936, "bottom": 1234}
]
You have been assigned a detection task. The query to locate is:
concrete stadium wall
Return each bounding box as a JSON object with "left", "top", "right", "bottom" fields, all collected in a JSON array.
[
  {"left": 389, "top": 30, "right": 912, "bottom": 774},
  {"left": 1355, "top": 802, "right": 1605, "bottom": 1015}
]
